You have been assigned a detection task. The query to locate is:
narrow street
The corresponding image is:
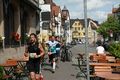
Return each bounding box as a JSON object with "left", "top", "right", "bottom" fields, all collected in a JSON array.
[{"left": 42, "top": 44, "right": 96, "bottom": 80}]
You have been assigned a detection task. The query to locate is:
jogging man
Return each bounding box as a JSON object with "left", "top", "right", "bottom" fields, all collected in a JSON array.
[{"left": 46, "top": 36, "right": 58, "bottom": 73}]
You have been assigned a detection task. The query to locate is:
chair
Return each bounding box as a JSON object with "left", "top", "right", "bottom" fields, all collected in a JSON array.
[{"left": 98, "top": 55, "right": 108, "bottom": 63}]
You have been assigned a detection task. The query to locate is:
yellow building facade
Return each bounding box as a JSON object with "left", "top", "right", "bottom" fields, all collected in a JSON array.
[{"left": 71, "top": 19, "right": 99, "bottom": 44}]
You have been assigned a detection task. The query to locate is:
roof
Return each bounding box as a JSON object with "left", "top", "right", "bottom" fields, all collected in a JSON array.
[
  {"left": 112, "top": 7, "right": 120, "bottom": 13},
  {"left": 44, "top": 0, "right": 56, "bottom": 6},
  {"left": 51, "top": 5, "right": 61, "bottom": 17},
  {"left": 112, "top": 8, "right": 118, "bottom": 13},
  {"left": 44, "top": 0, "right": 52, "bottom": 4},
  {"left": 62, "top": 6, "right": 68, "bottom": 11}
]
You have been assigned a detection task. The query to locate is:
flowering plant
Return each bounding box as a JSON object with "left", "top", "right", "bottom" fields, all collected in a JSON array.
[{"left": 12, "top": 32, "right": 21, "bottom": 42}]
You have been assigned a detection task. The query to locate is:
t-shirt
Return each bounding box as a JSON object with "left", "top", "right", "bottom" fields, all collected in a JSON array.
[
  {"left": 96, "top": 46, "right": 105, "bottom": 54},
  {"left": 46, "top": 41, "right": 58, "bottom": 54}
]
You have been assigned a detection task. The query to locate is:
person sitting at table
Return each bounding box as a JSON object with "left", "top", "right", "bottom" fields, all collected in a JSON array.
[
  {"left": 24, "top": 33, "right": 44, "bottom": 80},
  {"left": 96, "top": 42, "right": 105, "bottom": 55}
]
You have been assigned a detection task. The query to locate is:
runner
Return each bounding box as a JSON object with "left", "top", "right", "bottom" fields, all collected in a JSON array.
[
  {"left": 46, "top": 36, "right": 58, "bottom": 73},
  {"left": 24, "top": 33, "right": 44, "bottom": 80}
]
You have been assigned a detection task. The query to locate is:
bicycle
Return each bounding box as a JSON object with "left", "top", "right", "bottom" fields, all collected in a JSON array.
[{"left": 60, "top": 44, "right": 73, "bottom": 62}]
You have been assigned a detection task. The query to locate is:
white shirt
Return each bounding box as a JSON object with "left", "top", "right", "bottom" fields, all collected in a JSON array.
[
  {"left": 46, "top": 40, "right": 58, "bottom": 53},
  {"left": 96, "top": 46, "right": 105, "bottom": 54}
]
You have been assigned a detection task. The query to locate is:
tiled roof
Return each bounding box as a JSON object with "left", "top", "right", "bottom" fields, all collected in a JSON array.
[
  {"left": 112, "top": 7, "right": 120, "bottom": 13},
  {"left": 44, "top": 0, "right": 56, "bottom": 6},
  {"left": 112, "top": 8, "right": 118, "bottom": 13},
  {"left": 44, "top": 0, "right": 52, "bottom": 4},
  {"left": 51, "top": 5, "right": 61, "bottom": 17}
]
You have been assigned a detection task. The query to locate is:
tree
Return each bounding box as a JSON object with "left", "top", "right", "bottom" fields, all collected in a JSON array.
[{"left": 97, "top": 16, "right": 120, "bottom": 41}]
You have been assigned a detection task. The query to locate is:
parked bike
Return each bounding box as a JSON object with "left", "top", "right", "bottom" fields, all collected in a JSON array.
[{"left": 60, "top": 44, "right": 72, "bottom": 62}]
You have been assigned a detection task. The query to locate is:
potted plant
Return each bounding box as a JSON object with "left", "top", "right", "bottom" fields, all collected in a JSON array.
[
  {"left": 11, "top": 32, "right": 21, "bottom": 42},
  {"left": 11, "top": 32, "right": 21, "bottom": 46},
  {"left": 0, "top": 66, "right": 3, "bottom": 79}
]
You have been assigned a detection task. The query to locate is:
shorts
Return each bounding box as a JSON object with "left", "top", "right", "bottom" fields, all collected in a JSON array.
[
  {"left": 49, "top": 54, "right": 56, "bottom": 62},
  {"left": 27, "top": 59, "right": 40, "bottom": 74}
]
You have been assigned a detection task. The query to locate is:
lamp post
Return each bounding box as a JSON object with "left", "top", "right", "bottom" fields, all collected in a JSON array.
[
  {"left": 93, "top": 31, "right": 96, "bottom": 46},
  {"left": 84, "top": 0, "right": 90, "bottom": 80}
]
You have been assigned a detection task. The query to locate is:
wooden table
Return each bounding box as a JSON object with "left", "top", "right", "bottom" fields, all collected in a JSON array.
[
  {"left": 95, "top": 72, "right": 120, "bottom": 80},
  {"left": 90, "top": 62, "right": 120, "bottom": 67},
  {"left": 90, "top": 63, "right": 120, "bottom": 80}
]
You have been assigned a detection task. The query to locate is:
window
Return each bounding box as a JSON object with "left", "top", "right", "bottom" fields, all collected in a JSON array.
[
  {"left": 3, "top": 3, "right": 15, "bottom": 47},
  {"left": 78, "top": 22, "right": 80, "bottom": 25},
  {"left": 75, "top": 23, "right": 77, "bottom": 26},
  {"left": 83, "top": 32, "right": 85, "bottom": 36},
  {"left": 75, "top": 27, "right": 77, "bottom": 30},
  {"left": 20, "top": 10, "right": 28, "bottom": 45},
  {"left": 41, "top": 12, "right": 51, "bottom": 21}
]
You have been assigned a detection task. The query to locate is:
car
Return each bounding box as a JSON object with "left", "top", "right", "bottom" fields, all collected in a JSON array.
[{"left": 71, "top": 41, "right": 76, "bottom": 45}]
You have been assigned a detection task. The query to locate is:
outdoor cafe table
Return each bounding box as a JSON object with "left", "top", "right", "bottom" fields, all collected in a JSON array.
[
  {"left": 0, "top": 62, "right": 17, "bottom": 75},
  {"left": 89, "top": 62, "right": 120, "bottom": 67},
  {"left": 95, "top": 72, "right": 120, "bottom": 80},
  {"left": 90, "top": 62, "right": 120, "bottom": 80}
]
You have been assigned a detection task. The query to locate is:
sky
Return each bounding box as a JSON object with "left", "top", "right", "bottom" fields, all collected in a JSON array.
[{"left": 53, "top": 0, "right": 120, "bottom": 23}]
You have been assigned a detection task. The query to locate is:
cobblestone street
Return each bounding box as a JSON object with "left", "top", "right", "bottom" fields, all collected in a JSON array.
[{"left": 42, "top": 44, "right": 96, "bottom": 80}]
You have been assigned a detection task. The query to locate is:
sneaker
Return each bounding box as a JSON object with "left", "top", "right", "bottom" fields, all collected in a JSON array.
[{"left": 52, "top": 69, "right": 55, "bottom": 73}]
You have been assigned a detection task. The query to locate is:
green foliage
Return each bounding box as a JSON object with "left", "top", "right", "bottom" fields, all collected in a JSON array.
[
  {"left": 24, "top": 34, "right": 30, "bottom": 43},
  {"left": 97, "top": 16, "right": 120, "bottom": 38},
  {"left": 108, "top": 42, "right": 120, "bottom": 58},
  {"left": 0, "top": 66, "right": 3, "bottom": 79}
]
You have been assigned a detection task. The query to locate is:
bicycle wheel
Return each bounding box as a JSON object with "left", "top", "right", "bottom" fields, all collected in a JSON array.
[
  {"left": 66, "top": 50, "right": 72, "bottom": 62},
  {"left": 60, "top": 49, "right": 66, "bottom": 62}
]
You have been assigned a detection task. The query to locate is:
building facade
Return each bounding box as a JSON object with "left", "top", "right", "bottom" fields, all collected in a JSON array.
[
  {"left": 39, "top": 0, "right": 63, "bottom": 42},
  {"left": 71, "top": 18, "right": 99, "bottom": 44},
  {"left": 0, "top": 0, "right": 40, "bottom": 60},
  {"left": 61, "top": 6, "right": 71, "bottom": 43}
]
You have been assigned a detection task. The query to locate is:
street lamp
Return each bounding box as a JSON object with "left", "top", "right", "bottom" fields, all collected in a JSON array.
[
  {"left": 84, "top": 0, "right": 90, "bottom": 80},
  {"left": 62, "top": 6, "right": 68, "bottom": 41}
]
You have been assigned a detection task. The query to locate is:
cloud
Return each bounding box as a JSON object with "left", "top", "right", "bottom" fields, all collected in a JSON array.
[
  {"left": 70, "top": 11, "right": 83, "bottom": 19},
  {"left": 54, "top": 0, "right": 120, "bottom": 23},
  {"left": 87, "top": 0, "right": 111, "bottom": 10},
  {"left": 58, "top": 0, "right": 82, "bottom": 4},
  {"left": 88, "top": 11, "right": 109, "bottom": 23}
]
